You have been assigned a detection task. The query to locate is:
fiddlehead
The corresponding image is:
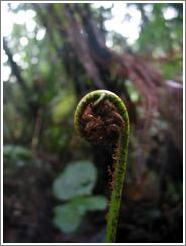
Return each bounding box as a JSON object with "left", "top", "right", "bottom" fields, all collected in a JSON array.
[{"left": 74, "top": 90, "right": 130, "bottom": 243}]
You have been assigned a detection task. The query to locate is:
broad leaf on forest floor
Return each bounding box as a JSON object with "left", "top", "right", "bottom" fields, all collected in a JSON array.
[
  {"left": 53, "top": 195, "right": 107, "bottom": 233},
  {"left": 53, "top": 160, "right": 97, "bottom": 200}
]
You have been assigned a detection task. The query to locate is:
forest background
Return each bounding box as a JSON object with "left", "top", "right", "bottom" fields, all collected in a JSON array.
[{"left": 2, "top": 1, "right": 183, "bottom": 243}]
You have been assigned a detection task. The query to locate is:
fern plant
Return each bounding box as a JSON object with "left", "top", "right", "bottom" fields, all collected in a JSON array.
[{"left": 74, "top": 90, "right": 130, "bottom": 243}]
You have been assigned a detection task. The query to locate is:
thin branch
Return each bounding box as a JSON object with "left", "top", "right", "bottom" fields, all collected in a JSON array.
[{"left": 3, "top": 38, "right": 28, "bottom": 91}]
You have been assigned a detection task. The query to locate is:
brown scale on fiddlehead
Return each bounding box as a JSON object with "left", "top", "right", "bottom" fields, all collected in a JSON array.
[{"left": 80, "top": 99, "right": 125, "bottom": 146}]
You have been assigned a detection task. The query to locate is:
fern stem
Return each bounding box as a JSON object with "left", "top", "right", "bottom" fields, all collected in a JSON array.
[{"left": 74, "top": 90, "right": 130, "bottom": 243}]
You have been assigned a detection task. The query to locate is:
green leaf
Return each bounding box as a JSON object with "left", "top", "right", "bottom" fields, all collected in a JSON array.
[
  {"left": 53, "top": 204, "right": 85, "bottom": 234},
  {"left": 53, "top": 195, "right": 107, "bottom": 233},
  {"left": 53, "top": 160, "right": 97, "bottom": 200}
]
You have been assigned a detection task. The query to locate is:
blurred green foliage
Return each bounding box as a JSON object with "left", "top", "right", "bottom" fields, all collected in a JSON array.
[
  {"left": 136, "top": 3, "right": 182, "bottom": 79},
  {"left": 4, "top": 144, "right": 32, "bottom": 167},
  {"left": 53, "top": 160, "right": 97, "bottom": 200},
  {"left": 53, "top": 196, "right": 107, "bottom": 233},
  {"left": 51, "top": 90, "right": 76, "bottom": 123},
  {"left": 52, "top": 160, "right": 107, "bottom": 233}
]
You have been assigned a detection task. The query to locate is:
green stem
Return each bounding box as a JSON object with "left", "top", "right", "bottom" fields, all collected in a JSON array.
[{"left": 74, "top": 90, "right": 130, "bottom": 243}]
